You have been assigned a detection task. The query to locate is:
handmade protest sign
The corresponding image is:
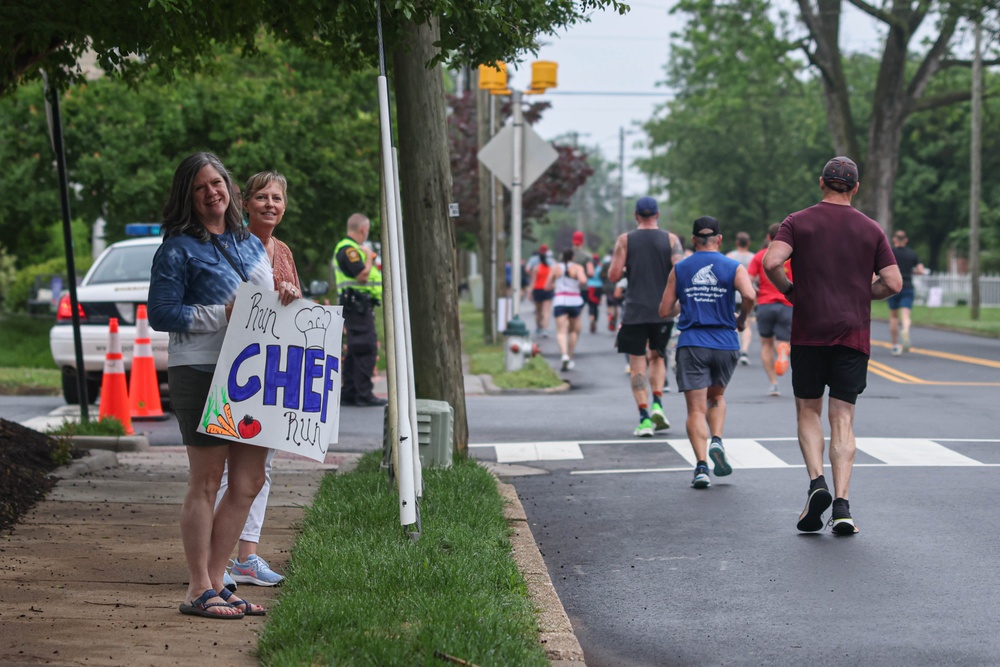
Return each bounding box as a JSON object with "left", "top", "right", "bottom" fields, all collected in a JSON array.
[{"left": 198, "top": 283, "right": 344, "bottom": 462}]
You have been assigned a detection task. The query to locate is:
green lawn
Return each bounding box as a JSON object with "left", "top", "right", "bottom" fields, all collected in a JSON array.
[{"left": 0, "top": 314, "right": 57, "bottom": 368}]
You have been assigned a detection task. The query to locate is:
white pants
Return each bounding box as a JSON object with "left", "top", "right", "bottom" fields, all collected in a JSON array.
[{"left": 215, "top": 448, "right": 276, "bottom": 544}]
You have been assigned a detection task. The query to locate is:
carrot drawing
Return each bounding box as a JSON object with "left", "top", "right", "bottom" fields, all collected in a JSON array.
[
  {"left": 215, "top": 413, "right": 239, "bottom": 438},
  {"left": 223, "top": 403, "right": 238, "bottom": 434},
  {"left": 206, "top": 423, "right": 236, "bottom": 437}
]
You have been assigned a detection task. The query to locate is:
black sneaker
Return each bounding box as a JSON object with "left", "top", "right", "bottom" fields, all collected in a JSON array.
[
  {"left": 691, "top": 464, "right": 711, "bottom": 489},
  {"left": 796, "top": 484, "right": 833, "bottom": 532},
  {"left": 830, "top": 498, "right": 859, "bottom": 535}
]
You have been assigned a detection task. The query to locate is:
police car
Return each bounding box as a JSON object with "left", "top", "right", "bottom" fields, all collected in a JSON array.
[{"left": 49, "top": 226, "right": 168, "bottom": 404}]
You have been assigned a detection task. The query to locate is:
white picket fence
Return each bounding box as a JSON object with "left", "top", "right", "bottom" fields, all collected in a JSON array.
[{"left": 915, "top": 274, "right": 1000, "bottom": 307}]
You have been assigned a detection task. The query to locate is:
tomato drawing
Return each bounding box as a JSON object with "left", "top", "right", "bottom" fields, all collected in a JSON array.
[{"left": 238, "top": 415, "right": 262, "bottom": 439}]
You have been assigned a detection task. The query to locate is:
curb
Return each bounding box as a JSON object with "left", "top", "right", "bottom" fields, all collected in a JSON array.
[
  {"left": 65, "top": 434, "right": 151, "bottom": 452},
  {"left": 54, "top": 449, "right": 120, "bottom": 479},
  {"left": 496, "top": 478, "right": 587, "bottom": 665},
  {"left": 481, "top": 374, "right": 572, "bottom": 396}
]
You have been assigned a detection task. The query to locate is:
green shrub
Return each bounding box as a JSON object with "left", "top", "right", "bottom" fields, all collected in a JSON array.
[
  {"left": 8, "top": 255, "right": 92, "bottom": 314},
  {"left": 0, "top": 245, "right": 16, "bottom": 312},
  {"left": 46, "top": 416, "right": 126, "bottom": 437}
]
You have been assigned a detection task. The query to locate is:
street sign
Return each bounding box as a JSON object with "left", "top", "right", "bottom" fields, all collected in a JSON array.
[{"left": 477, "top": 123, "right": 558, "bottom": 191}]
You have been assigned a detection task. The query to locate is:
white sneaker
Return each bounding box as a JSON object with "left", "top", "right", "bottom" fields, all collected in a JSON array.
[
  {"left": 567, "top": 359, "right": 576, "bottom": 370},
  {"left": 891, "top": 345, "right": 902, "bottom": 356},
  {"left": 768, "top": 384, "right": 780, "bottom": 397}
]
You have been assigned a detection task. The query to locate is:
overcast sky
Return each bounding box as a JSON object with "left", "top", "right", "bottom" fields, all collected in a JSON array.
[{"left": 509, "top": 1, "right": 890, "bottom": 197}]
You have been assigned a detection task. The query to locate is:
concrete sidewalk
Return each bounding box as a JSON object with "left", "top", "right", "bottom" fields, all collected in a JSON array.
[{"left": 0, "top": 431, "right": 584, "bottom": 665}]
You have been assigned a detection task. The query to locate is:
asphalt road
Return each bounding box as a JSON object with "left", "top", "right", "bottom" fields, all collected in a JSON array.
[
  {"left": 5, "top": 307, "right": 1000, "bottom": 665},
  {"left": 466, "top": 310, "right": 1000, "bottom": 666}
]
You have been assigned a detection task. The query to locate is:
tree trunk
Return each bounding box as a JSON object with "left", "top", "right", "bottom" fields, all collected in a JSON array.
[{"left": 393, "top": 17, "right": 469, "bottom": 455}]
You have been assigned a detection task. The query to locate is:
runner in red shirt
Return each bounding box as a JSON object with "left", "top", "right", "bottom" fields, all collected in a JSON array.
[{"left": 747, "top": 223, "right": 793, "bottom": 396}]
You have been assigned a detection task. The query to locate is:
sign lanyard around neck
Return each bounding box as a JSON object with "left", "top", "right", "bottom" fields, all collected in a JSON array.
[{"left": 210, "top": 232, "right": 248, "bottom": 283}]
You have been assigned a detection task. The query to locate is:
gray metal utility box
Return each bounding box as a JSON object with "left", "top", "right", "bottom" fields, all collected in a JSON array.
[
  {"left": 382, "top": 399, "right": 454, "bottom": 469},
  {"left": 415, "top": 399, "right": 453, "bottom": 468}
]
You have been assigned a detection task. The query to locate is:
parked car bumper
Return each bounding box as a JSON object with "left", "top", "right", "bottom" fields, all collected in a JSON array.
[{"left": 50, "top": 323, "right": 169, "bottom": 375}]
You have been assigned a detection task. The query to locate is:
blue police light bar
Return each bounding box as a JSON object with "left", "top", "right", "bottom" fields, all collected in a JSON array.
[{"left": 124, "top": 223, "right": 161, "bottom": 236}]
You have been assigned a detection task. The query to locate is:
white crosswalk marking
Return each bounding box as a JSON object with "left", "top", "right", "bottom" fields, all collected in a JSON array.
[
  {"left": 492, "top": 441, "right": 583, "bottom": 463},
  {"left": 856, "top": 438, "right": 984, "bottom": 466},
  {"left": 473, "top": 437, "right": 1000, "bottom": 471},
  {"left": 711, "top": 439, "right": 791, "bottom": 468}
]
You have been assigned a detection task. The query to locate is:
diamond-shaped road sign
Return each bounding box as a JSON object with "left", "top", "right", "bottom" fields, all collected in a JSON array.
[{"left": 477, "top": 123, "right": 559, "bottom": 191}]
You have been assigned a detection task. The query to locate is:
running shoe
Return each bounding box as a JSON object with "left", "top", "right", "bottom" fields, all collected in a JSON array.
[
  {"left": 650, "top": 405, "right": 670, "bottom": 431},
  {"left": 560, "top": 355, "right": 570, "bottom": 372},
  {"left": 768, "top": 384, "right": 780, "bottom": 397},
  {"left": 775, "top": 342, "right": 790, "bottom": 376},
  {"left": 567, "top": 359, "right": 576, "bottom": 370},
  {"left": 830, "top": 498, "right": 859, "bottom": 535},
  {"left": 633, "top": 418, "right": 654, "bottom": 437},
  {"left": 901, "top": 331, "right": 911, "bottom": 352},
  {"left": 230, "top": 555, "right": 285, "bottom": 586},
  {"left": 223, "top": 570, "right": 237, "bottom": 592},
  {"left": 796, "top": 484, "right": 833, "bottom": 532},
  {"left": 708, "top": 440, "right": 732, "bottom": 476},
  {"left": 691, "top": 464, "right": 711, "bottom": 489},
  {"left": 739, "top": 352, "right": 750, "bottom": 366},
  {"left": 891, "top": 345, "right": 902, "bottom": 356}
]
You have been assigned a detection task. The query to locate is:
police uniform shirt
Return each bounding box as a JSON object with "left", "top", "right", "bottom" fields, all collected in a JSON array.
[{"left": 336, "top": 244, "right": 367, "bottom": 283}]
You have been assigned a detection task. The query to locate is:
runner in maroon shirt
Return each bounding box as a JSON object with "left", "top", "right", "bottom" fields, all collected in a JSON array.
[{"left": 764, "top": 156, "right": 901, "bottom": 536}]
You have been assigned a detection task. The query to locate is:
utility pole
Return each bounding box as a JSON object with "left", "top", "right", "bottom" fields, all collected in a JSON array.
[
  {"left": 618, "top": 126, "right": 625, "bottom": 235},
  {"left": 970, "top": 21, "right": 982, "bottom": 320}
]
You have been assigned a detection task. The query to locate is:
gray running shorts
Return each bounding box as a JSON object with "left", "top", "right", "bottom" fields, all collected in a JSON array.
[
  {"left": 675, "top": 346, "right": 739, "bottom": 392},
  {"left": 756, "top": 303, "right": 792, "bottom": 340}
]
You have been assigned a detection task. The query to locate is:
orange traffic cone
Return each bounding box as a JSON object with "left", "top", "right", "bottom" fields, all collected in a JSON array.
[
  {"left": 129, "top": 305, "right": 165, "bottom": 420},
  {"left": 98, "top": 318, "right": 134, "bottom": 435}
]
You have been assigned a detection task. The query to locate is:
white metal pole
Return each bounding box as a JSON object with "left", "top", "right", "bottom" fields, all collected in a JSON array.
[
  {"left": 511, "top": 89, "right": 523, "bottom": 319},
  {"left": 392, "top": 147, "right": 422, "bottom": 495},
  {"left": 377, "top": 75, "right": 416, "bottom": 526},
  {"left": 489, "top": 95, "right": 498, "bottom": 344}
]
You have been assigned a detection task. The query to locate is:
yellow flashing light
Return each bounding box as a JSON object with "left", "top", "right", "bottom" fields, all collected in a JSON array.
[
  {"left": 477, "top": 62, "right": 508, "bottom": 91},
  {"left": 530, "top": 61, "right": 557, "bottom": 91}
]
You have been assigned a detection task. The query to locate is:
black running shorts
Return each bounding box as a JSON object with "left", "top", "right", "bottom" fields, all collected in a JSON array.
[
  {"left": 791, "top": 345, "right": 869, "bottom": 404},
  {"left": 616, "top": 321, "right": 673, "bottom": 358}
]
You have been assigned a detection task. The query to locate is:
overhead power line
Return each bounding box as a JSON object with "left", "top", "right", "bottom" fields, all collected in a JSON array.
[{"left": 542, "top": 91, "right": 673, "bottom": 97}]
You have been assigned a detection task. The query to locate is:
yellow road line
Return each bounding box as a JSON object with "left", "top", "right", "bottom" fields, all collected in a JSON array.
[
  {"left": 871, "top": 340, "right": 1000, "bottom": 369},
  {"left": 868, "top": 359, "right": 1000, "bottom": 386},
  {"left": 868, "top": 360, "right": 924, "bottom": 383}
]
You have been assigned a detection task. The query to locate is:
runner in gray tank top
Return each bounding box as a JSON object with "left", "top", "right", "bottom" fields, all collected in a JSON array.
[{"left": 608, "top": 196, "right": 685, "bottom": 437}]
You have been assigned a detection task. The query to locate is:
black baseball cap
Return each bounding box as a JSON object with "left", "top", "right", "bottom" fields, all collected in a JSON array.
[
  {"left": 692, "top": 216, "right": 721, "bottom": 237},
  {"left": 822, "top": 156, "right": 858, "bottom": 191}
]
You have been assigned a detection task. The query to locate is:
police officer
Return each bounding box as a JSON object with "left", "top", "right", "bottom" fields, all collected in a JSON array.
[{"left": 334, "top": 213, "right": 386, "bottom": 407}]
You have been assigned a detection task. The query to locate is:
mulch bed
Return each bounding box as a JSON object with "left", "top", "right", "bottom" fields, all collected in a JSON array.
[{"left": 0, "top": 418, "right": 86, "bottom": 534}]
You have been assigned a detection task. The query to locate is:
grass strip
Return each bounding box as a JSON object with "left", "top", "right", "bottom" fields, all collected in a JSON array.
[
  {"left": 870, "top": 302, "right": 1000, "bottom": 337},
  {"left": 459, "top": 301, "right": 563, "bottom": 390},
  {"left": 257, "top": 452, "right": 548, "bottom": 667},
  {"left": 0, "top": 368, "right": 61, "bottom": 395}
]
